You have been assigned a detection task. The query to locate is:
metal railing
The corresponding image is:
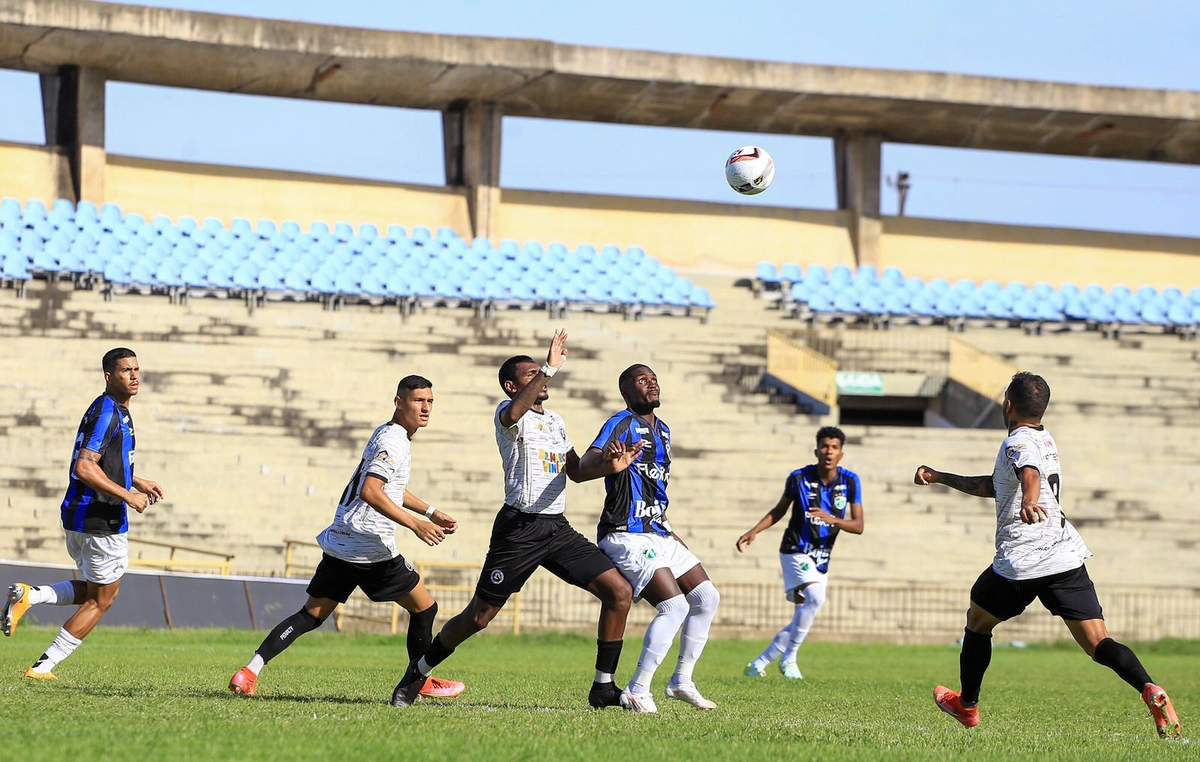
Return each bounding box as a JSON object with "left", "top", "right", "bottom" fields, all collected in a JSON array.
[
  {"left": 282, "top": 539, "right": 520, "bottom": 634},
  {"left": 129, "top": 537, "right": 234, "bottom": 575},
  {"left": 766, "top": 329, "right": 838, "bottom": 406}
]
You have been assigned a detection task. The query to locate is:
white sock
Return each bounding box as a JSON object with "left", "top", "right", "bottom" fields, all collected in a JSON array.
[
  {"left": 752, "top": 626, "right": 792, "bottom": 669},
  {"left": 671, "top": 581, "right": 719, "bottom": 686},
  {"left": 594, "top": 670, "right": 613, "bottom": 684},
  {"left": 246, "top": 653, "right": 266, "bottom": 676},
  {"left": 31, "top": 628, "right": 83, "bottom": 673},
  {"left": 28, "top": 581, "right": 77, "bottom": 606},
  {"left": 629, "top": 594, "right": 689, "bottom": 694},
  {"left": 416, "top": 656, "right": 434, "bottom": 677},
  {"left": 782, "top": 582, "right": 826, "bottom": 664}
]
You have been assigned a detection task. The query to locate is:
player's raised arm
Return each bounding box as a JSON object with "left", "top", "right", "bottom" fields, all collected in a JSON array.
[
  {"left": 360, "top": 475, "right": 445, "bottom": 546},
  {"left": 914, "top": 465, "right": 996, "bottom": 498},
  {"left": 500, "top": 328, "right": 568, "bottom": 428},
  {"left": 736, "top": 494, "right": 790, "bottom": 552}
]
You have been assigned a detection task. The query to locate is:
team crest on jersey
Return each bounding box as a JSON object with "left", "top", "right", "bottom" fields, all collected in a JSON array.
[
  {"left": 490, "top": 570, "right": 504, "bottom": 585},
  {"left": 642, "top": 548, "right": 658, "bottom": 560},
  {"left": 833, "top": 495, "right": 848, "bottom": 511},
  {"left": 799, "top": 561, "right": 811, "bottom": 571}
]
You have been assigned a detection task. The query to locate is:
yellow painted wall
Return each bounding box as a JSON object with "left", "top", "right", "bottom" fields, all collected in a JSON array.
[
  {"left": 104, "top": 155, "right": 472, "bottom": 234},
  {"left": 498, "top": 189, "right": 856, "bottom": 274},
  {"left": 0, "top": 141, "right": 70, "bottom": 204},
  {"left": 882, "top": 217, "right": 1200, "bottom": 289}
]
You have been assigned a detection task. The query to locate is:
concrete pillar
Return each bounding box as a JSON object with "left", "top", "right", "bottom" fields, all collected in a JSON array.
[
  {"left": 39, "top": 66, "right": 107, "bottom": 204},
  {"left": 442, "top": 101, "right": 502, "bottom": 241},
  {"left": 833, "top": 131, "right": 882, "bottom": 268}
]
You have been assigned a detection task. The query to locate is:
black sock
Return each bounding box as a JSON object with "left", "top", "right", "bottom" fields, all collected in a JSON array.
[
  {"left": 418, "top": 633, "right": 455, "bottom": 674},
  {"left": 256, "top": 609, "right": 323, "bottom": 664},
  {"left": 406, "top": 602, "right": 438, "bottom": 662},
  {"left": 1093, "top": 637, "right": 1153, "bottom": 692},
  {"left": 595, "top": 639, "right": 623, "bottom": 683},
  {"left": 959, "top": 629, "right": 992, "bottom": 707}
]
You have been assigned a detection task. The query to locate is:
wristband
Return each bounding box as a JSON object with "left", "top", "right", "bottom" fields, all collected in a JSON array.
[
  {"left": 425, "top": 505, "right": 437, "bottom": 518},
  {"left": 540, "top": 362, "right": 559, "bottom": 377}
]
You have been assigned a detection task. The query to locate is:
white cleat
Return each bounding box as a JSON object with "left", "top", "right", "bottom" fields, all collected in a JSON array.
[
  {"left": 665, "top": 681, "right": 716, "bottom": 710},
  {"left": 619, "top": 689, "right": 659, "bottom": 714},
  {"left": 780, "top": 661, "right": 804, "bottom": 680}
]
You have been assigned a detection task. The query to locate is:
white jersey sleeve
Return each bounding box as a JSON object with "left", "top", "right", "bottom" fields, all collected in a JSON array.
[
  {"left": 495, "top": 401, "right": 572, "bottom": 515},
  {"left": 317, "top": 423, "right": 412, "bottom": 563},
  {"left": 990, "top": 426, "right": 1090, "bottom": 580}
]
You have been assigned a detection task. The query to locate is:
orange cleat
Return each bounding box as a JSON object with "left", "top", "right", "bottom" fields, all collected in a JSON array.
[
  {"left": 420, "top": 676, "right": 465, "bottom": 698},
  {"left": 1142, "top": 684, "right": 1181, "bottom": 739},
  {"left": 23, "top": 667, "right": 57, "bottom": 681},
  {"left": 934, "top": 685, "right": 980, "bottom": 728},
  {"left": 229, "top": 667, "right": 258, "bottom": 696},
  {"left": 3, "top": 583, "right": 32, "bottom": 637}
]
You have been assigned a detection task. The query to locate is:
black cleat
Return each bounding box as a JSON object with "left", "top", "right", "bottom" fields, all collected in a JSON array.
[
  {"left": 588, "top": 681, "right": 623, "bottom": 709},
  {"left": 390, "top": 661, "right": 426, "bottom": 708}
]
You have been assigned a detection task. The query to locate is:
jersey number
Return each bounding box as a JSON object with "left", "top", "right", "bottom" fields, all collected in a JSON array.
[
  {"left": 339, "top": 460, "right": 366, "bottom": 506},
  {"left": 1047, "top": 473, "right": 1062, "bottom": 502}
]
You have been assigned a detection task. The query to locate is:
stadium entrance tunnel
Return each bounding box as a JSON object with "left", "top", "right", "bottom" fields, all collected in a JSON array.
[{"left": 835, "top": 375, "right": 1006, "bottom": 428}]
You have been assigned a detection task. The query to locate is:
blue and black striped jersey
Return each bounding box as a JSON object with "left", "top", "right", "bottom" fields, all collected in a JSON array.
[
  {"left": 60, "top": 393, "right": 135, "bottom": 536},
  {"left": 779, "top": 465, "right": 862, "bottom": 572},
  {"left": 590, "top": 410, "right": 672, "bottom": 540}
]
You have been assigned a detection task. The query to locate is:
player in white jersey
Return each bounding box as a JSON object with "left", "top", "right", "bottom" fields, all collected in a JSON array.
[
  {"left": 915, "top": 371, "right": 1180, "bottom": 738},
  {"left": 228, "top": 376, "right": 465, "bottom": 701},
  {"left": 392, "top": 329, "right": 642, "bottom": 710}
]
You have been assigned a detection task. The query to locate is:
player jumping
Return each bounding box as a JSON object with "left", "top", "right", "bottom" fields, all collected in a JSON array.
[
  {"left": 3, "top": 348, "right": 164, "bottom": 679},
  {"left": 582, "top": 364, "right": 722, "bottom": 714},
  {"left": 737, "top": 426, "right": 864, "bottom": 679},
  {"left": 915, "top": 371, "right": 1181, "bottom": 738},
  {"left": 228, "top": 375, "right": 464, "bottom": 700},
  {"left": 390, "top": 330, "right": 639, "bottom": 709}
]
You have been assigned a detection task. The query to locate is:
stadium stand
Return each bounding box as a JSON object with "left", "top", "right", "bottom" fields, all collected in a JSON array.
[
  {"left": 752, "top": 261, "right": 1200, "bottom": 338},
  {"left": 0, "top": 198, "right": 715, "bottom": 321}
]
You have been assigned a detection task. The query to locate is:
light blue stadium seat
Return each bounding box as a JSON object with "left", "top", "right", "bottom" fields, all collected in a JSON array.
[
  {"left": 498, "top": 239, "right": 520, "bottom": 256},
  {"left": 524, "top": 241, "right": 545, "bottom": 257},
  {"left": 1012, "top": 300, "right": 1039, "bottom": 321},
  {"left": 1141, "top": 302, "right": 1168, "bottom": 326},
  {"left": 1189, "top": 288, "right": 1200, "bottom": 305},
  {"left": 103, "top": 259, "right": 132, "bottom": 285},
  {"left": 909, "top": 293, "right": 938, "bottom": 318},
  {"left": 961, "top": 294, "right": 988, "bottom": 319},
  {"left": 986, "top": 299, "right": 1014, "bottom": 319},
  {"left": 24, "top": 200, "right": 47, "bottom": 221},
  {"left": 954, "top": 279, "right": 976, "bottom": 296},
  {"left": 880, "top": 266, "right": 903, "bottom": 286},
  {"left": 883, "top": 291, "right": 911, "bottom": 315},
  {"left": 756, "top": 262, "right": 779, "bottom": 284},
  {"left": 1113, "top": 302, "right": 1141, "bottom": 324},
  {"left": 1162, "top": 286, "right": 1183, "bottom": 304},
  {"left": 855, "top": 264, "right": 879, "bottom": 286},
  {"left": 1032, "top": 282, "right": 1055, "bottom": 300},
  {"left": 472, "top": 236, "right": 493, "bottom": 253},
  {"left": 1059, "top": 283, "right": 1081, "bottom": 301},
  {"left": 978, "top": 280, "right": 1003, "bottom": 298},
  {"left": 927, "top": 278, "right": 951, "bottom": 295},
  {"left": 1111, "top": 285, "right": 1132, "bottom": 302},
  {"left": 804, "top": 264, "right": 828, "bottom": 284},
  {"left": 385, "top": 224, "right": 407, "bottom": 242},
  {"left": 689, "top": 287, "right": 715, "bottom": 309},
  {"left": 1035, "top": 301, "right": 1064, "bottom": 322},
  {"left": 0, "top": 198, "right": 22, "bottom": 221},
  {"left": 860, "top": 290, "right": 887, "bottom": 316},
  {"left": 1063, "top": 299, "right": 1089, "bottom": 321},
  {"left": 670, "top": 278, "right": 694, "bottom": 300},
  {"left": 358, "top": 223, "right": 378, "bottom": 241},
  {"left": 1167, "top": 301, "right": 1195, "bottom": 326},
  {"left": 546, "top": 242, "right": 569, "bottom": 260},
  {"left": 935, "top": 293, "right": 963, "bottom": 318},
  {"left": 207, "top": 263, "right": 234, "bottom": 289},
  {"left": 232, "top": 262, "right": 259, "bottom": 290},
  {"left": 1005, "top": 282, "right": 1027, "bottom": 299},
  {"left": 829, "top": 264, "right": 853, "bottom": 287},
  {"left": 435, "top": 226, "right": 457, "bottom": 244},
  {"left": 333, "top": 222, "right": 354, "bottom": 241},
  {"left": 904, "top": 277, "right": 925, "bottom": 295},
  {"left": 1043, "top": 291, "right": 1066, "bottom": 311}
]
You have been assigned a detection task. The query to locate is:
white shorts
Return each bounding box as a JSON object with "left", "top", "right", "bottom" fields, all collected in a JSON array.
[
  {"left": 781, "top": 552, "right": 826, "bottom": 603},
  {"left": 599, "top": 532, "right": 701, "bottom": 598},
  {"left": 65, "top": 530, "right": 129, "bottom": 585}
]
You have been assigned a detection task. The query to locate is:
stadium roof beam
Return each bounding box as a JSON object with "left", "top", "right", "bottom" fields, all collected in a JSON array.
[{"left": 3, "top": 0, "right": 1200, "bottom": 251}]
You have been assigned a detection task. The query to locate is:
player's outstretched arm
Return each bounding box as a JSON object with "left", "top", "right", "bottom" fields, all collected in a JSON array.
[
  {"left": 360, "top": 476, "right": 446, "bottom": 546},
  {"left": 571, "top": 440, "right": 645, "bottom": 482},
  {"left": 500, "top": 328, "right": 568, "bottom": 428},
  {"left": 736, "top": 495, "right": 790, "bottom": 552},
  {"left": 914, "top": 465, "right": 995, "bottom": 498},
  {"left": 75, "top": 449, "right": 149, "bottom": 513},
  {"left": 402, "top": 488, "right": 458, "bottom": 533}
]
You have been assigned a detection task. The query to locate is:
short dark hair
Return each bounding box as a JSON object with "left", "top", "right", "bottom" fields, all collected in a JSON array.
[
  {"left": 618, "top": 364, "right": 652, "bottom": 392},
  {"left": 816, "top": 426, "right": 845, "bottom": 448},
  {"left": 396, "top": 375, "right": 432, "bottom": 398},
  {"left": 498, "top": 355, "right": 536, "bottom": 390},
  {"left": 1006, "top": 371, "right": 1050, "bottom": 420},
  {"left": 102, "top": 347, "right": 136, "bottom": 373}
]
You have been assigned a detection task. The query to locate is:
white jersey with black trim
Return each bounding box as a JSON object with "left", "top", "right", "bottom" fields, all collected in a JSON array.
[
  {"left": 991, "top": 425, "right": 1091, "bottom": 580},
  {"left": 495, "top": 401, "right": 572, "bottom": 515},
  {"left": 317, "top": 422, "right": 412, "bottom": 563}
]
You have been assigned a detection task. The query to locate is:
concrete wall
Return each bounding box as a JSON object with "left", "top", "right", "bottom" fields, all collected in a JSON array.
[{"left": 0, "top": 141, "right": 71, "bottom": 203}]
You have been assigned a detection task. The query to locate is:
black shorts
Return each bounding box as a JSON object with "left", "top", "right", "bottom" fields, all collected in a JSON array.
[
  {"left": 307, "top": 552, "right": 421, "bottom": 604},
  {"left": 970, "top": 564, "right": 1104, "bottom": 622},
  {"left": 475, "top": 505, "right": 615, "bottom": 607}
]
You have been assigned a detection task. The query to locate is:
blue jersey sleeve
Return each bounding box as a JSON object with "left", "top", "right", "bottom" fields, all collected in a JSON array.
[
  {"left": 79, "top": 398, "right": 116, "bottom": 455},
  {"left": 782, "top": 473, "right": 798, "bottom": 502},
  {"left": 590, "top": 413, "right": 630, "bottom": 451},
  {"left": 848, "top": 471, "right": 864, "bottom": 503}
]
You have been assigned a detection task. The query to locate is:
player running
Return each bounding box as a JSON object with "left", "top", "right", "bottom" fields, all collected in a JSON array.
[
  {"left": 3, "top": 348, "right": 163, "bottom": 679},
  {"left": 736, "top": 426, "right": 864, "bottom": 679},
  {"left": 582, "top": 364, "right": 722, "bottom": 714},
  {"left": 228, "top": 375, "right": 464, "bottom": 700},
  {"left": 391, "top": 330, "right": 639, "bottom": 710},
  {"left": 915, "top": 371, "right": 1181, "bottom": 738}
]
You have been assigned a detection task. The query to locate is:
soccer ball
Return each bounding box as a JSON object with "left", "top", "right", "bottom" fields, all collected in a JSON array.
[{"left": 725, "top": 146, "right": 775, "bottom": 195}]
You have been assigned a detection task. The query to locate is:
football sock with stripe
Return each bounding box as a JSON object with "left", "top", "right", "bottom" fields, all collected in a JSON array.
[
  {"left": 30, "top": 628, "right": 82, "bottom": 674},
  {"left": 252, "top": 608, "right": 323, "bottom": 671},
  {"left": 629, "top": 594, "right": 689, "bottom": 694},
  {"left": 1092, "top": 637, "right": 1153, "bottom": 692},
  {"left": 28, "top": 581, "right": 79, "bottom": 606},
  {"left": 672, "top": 581, "right": 719, "bottom": 685},
  {"left": 959, "top": 628, "right": 992, "bottom": 707},
  {"left": 595, "top": 639, "right": 623, "bottom": 684},
  {"left": 416, "top": 634, "right": 455, "bottom": 677}
]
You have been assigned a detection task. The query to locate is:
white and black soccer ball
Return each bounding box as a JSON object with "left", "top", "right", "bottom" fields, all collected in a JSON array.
[{"left": 725, "top": 145, "right": 775, "bottom": 196}]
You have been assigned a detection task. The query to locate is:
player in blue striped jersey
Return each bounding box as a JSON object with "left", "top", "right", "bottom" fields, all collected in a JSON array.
[
  {"left": 581, "top": 364, "right": 721, "bottom": 713},
  {"left": 737, "top": 426, "right": 864, "bottom": 679},
  {"left": 2, "top": 348, "right": 163, "bottom": 679}
]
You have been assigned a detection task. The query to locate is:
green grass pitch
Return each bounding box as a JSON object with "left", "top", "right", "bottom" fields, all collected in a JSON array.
[{"left": 1, "top": 627, "right": 1194, "bottom": 761}]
